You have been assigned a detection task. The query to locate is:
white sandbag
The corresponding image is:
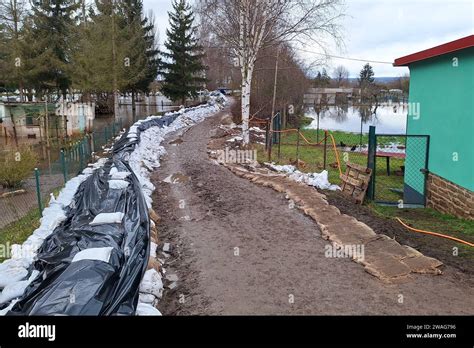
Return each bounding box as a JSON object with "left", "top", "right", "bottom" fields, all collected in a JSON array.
[
  {"left": 139, "top": 269, "right": 163, "bottom": 299},
  {"left": 39, "top": 204, "right": 67, "bottom": 231},
  {"left": 136, "top": 303, "right": 162, "bottom": 316},
  {"left": 108, "top": 179, "right": 129, "bottom": 190},
  {"left": 89, "top": 212, "right": 124, "bottom": 226},
  {"left": 33, "top": 227, "right": 52, "bottom": 240},
  {"left": 150, "top": 242, "right": 158, "bottom": 258},
  {"left": 10, "top": 243, "right": 36, "bottom": 263},
  {"left": 82, "top": 167, "right": 95, "bottom": 175},
  {"left": 0, "top": 265, "right": 28, "bottom": 288},
  {"left": 0, "top": 270, "right": 39, "bottom": 304},
  {"left": 0, "top": 299, "right": 18, "bottom": 316},
  {"left": 138, "top": 292, "right": 158, "bottom": 305},
  {"left": 110, "top": 171, "right": 131, "bottom": 180},
  {"left": 0, "top": 258, "right": 30, "bottom": 269},
  {"left": 72, "top": 247, "right": 114, "bottom": 264}
]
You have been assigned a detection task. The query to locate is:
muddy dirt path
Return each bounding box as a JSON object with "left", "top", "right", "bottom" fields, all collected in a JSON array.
[{"left": 151, "top": 105, "right": 473, "bottom": 315}]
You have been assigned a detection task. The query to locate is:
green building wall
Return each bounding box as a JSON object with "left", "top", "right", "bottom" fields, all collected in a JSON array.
[{"left": 405, "top": 46, "right": 474, "bottom": 203}]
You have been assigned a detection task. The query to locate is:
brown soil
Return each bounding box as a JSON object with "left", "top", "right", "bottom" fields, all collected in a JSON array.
[
  {"left": 324, "top": 190, "right": 474, "bottom": 282},
  {"left": 150, "top": 102, "right": 474, "bottom": 315}
]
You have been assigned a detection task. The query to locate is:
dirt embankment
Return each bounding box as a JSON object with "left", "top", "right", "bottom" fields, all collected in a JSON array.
[{"left": 150, "top": 104, "right": 474, "bottom": 315}]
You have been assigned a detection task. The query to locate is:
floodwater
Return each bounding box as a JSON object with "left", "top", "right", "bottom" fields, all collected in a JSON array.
[
  {"left": 305, "top": 103, "right": 408, "bottom": 134},
  {"left": 96, "top": 95, "right": 178, "bottom": 131}
]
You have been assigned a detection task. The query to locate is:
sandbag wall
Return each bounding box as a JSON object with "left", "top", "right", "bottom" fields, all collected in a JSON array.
[{"left": 5, "top": 113, "right": 180, "bottom": 316}]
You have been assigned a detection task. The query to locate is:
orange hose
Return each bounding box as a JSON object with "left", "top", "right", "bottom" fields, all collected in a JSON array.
[
  {"left": 328, "top": 132, "right": 342, "bottom": 176},
  {"left": 272, "top": 128, "right": 299, "bottom": 133},
  {"left": 298, "top": 131, "right": 327, "bottom": 146},
  {"left": 271, "top": 129, "right": 327, "bottom": 146},
  {"left": 396, "top": 218, "right": 474, "bottom": 247}
]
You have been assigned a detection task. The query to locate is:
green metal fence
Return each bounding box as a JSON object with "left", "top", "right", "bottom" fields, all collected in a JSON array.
[{"left": 0, "top": 120, "right": 122, "bottom": 228}]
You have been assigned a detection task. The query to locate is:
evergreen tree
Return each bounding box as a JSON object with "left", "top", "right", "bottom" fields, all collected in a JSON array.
[
  {"left": 28, "top": 0, "right": 80, "bottom": 97},
  {"left": 119, "top": 0, "right": 158, "bottom": 94},
  {"left": 160, "top": 0, "right": 206, "bottom": 104},
  {"left": 359, "top": 63, "right": 378, "bottom": 104},
  {"left": 321, "top": 68, "right": 331, "bottom": 86},
  {"left": 314, "top": 69, "right": 330, "bottom": 87},
  {"left": 0, "top": 22, "right": 8, "bottom": 90},
  {"left": 358, "top": 63, "right": 375, "bottom": 87},
  {"left": 0, "top": 0, "right": 29, "bottom": 99}
]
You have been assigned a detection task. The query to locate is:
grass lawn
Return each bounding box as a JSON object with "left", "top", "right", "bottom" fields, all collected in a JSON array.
[
  {"left": 0, "top": 186, "right": 62, "bottom": 262},
  {"left": 255, "top": 127, "right": 406, "bottom": 202},
  {"left": 369, "top": 204, "right": 474, "bottom": 255},
  {"left": 254, "top": 126, "right": 474, "bottom": 255}
]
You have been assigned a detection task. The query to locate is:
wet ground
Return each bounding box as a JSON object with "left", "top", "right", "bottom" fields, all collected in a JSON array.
[
  {"left": 151, "top": 104, "right": 474, "bottom": 315},
  {"left": 325, "top": 191, "right": 474, "bottom": 282}
]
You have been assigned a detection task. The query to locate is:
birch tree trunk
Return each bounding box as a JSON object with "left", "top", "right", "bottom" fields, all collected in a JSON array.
[{"left": 241, "top": 66, "right": 253, "bottom": 144}]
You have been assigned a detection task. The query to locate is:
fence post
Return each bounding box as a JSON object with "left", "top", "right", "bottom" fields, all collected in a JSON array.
[
  {"left": 34, "top": 168, "right": 43, "bottom": 217},
  {"left": 79, "top": 140, "right": 84, "bottom": 171},
  {"left": 367, "top": 126, "right": 376, "bottom": 200},
  {"left": 84, "top": 134, "right": 90, "bottom": 158},
  {"left": 265, "top": 121, "right": 269, "bottom": 151},
  {"left": 272, "top": 112, "right": 279, "bottom": 144},
  {"left": 104, "top": 127, "right": 108, "bottom": 144},
  {"left": 60, "top": 149, "right": 67, "bottom": 183},
  {"left": 296, "top": 127, "right": 300, "bottom": 169},
  {"left": 323, "top": 130, "right": 328, "bottom": 170},
  {"left": 112, "top": 122, "right": 116, "bottom": 136}
]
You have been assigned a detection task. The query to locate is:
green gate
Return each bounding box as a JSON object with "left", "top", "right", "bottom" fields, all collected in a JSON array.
[{"left": 367, "top": 126, "right": 430, "bottom": 206}]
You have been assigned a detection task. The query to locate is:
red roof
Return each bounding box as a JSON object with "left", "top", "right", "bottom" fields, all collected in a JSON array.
[{"left": 394, "top": 35, "right": 474, "bottom": 66}]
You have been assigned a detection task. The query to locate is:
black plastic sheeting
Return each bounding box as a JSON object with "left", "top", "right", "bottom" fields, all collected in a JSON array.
[{"left": 7, "top": 113, "right": 180, "bottom": 315}]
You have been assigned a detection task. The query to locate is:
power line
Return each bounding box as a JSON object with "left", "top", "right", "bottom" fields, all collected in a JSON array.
[
  {"left": 159, "top": 42, "right": 394, "bottom": 65},
  {"left": 284, "top": 47, "right": 394, "bottom": 65}
]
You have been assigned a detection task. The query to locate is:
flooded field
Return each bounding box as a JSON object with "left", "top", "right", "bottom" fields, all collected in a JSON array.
[{"left": 305, "top": 103, "right": 408, "bottom": 134}]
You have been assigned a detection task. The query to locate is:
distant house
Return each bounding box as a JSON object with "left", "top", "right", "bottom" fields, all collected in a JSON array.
[
  {"left": 0, "top": 101, "right": 95, "bottom": 142},
  {"left": 394, "top": 35, "right": 474, "bottom": 219},
  {"left": 303, "top": 87, "right": 360, "bottom": 107}
]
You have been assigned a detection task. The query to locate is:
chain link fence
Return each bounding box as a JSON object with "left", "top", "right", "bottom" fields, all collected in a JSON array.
[
  {"left": 370, "top": 134, "right": 429, "bottom": 205},
  {"left": 262, "top": 120, "right": 429, "bottom": 207},
  {"left": 0, "top": 121, "right": 122, "bottom": 230}
]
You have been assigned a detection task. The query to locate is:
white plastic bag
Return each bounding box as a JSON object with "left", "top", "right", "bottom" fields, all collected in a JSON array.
[
  {"left": 89, "top": 212, "right": 124, "bottom": 226},
  {"left": 72, "top": 247, "right": 114, "bottom": 264},
  {"left": 108, "top": 180, "right": 129, "bottom": 190},
  {"left": 139, "top": 269, "right": 163, "bottom": 299},
  {"left": 136, "top": 303, "right": 162, "bottom": 316}
]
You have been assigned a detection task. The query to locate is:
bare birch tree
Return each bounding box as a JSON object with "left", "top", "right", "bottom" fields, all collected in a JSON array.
[{"left": 200, "top": 0, "right": 344, "bottom": 144}]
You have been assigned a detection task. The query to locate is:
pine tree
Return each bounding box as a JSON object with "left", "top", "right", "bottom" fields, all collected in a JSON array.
[
  {"left": 321, "top": 68, "right": 331, "bottom": 86},
  {"left": 0, "top": 0, "right": 29, "bottom": 99},
  {"left": 28, "top": 0, "right": 80, "bottom": 97},
  {"left": 359, "top": 63, "right": 375, "bottom": 87},
  {"left": 160, "top": 0, "right": 206, "bottom": 104},
  {"left": 359, "top": 63, "right": 377, "bottom": 104},
  {"left": 0, "top": 22, "right": 8, "bottom": 90}
]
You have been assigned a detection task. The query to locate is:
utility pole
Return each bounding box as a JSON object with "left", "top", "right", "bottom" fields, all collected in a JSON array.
[
  {"left": 268, "top": 45, "right": 280, "bottom": 161},
  {"left": 44, "top": 96, "right": 50, "bottom": 147},
  {"left": 111, "top": 0, "right": 119, "bottom": 119}
]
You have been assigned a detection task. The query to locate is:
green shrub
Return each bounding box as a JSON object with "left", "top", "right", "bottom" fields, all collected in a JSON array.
[{"left": 0, "top": 147, "right": 37, "bottom": 188}]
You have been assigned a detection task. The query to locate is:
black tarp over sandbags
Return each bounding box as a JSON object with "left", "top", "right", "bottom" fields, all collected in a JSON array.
[{"left": 7, "top": 113, "right": 180, "bottom": 315}]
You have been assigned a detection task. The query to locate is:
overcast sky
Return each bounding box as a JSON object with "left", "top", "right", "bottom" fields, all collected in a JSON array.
[{"left": 143, "top": 0, "right": 474, "bottom": 77}]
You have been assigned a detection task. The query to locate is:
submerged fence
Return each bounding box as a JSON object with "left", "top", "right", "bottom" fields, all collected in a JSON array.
[{"left": 0, "top": 120, "right": 123, "bottom": 229}]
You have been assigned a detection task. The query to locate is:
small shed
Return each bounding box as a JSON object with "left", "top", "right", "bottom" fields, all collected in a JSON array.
[{"left": 394, "top": 35, "right": 474, "bottom": 219}]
